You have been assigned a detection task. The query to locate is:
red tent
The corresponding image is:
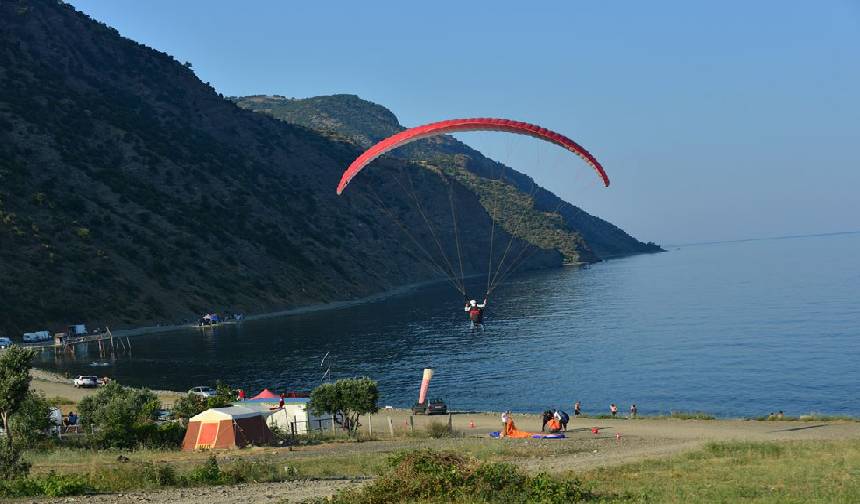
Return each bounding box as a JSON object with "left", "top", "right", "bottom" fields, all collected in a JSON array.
[{"left": 251, "top": 388, "right": 279, "bottom": 400}]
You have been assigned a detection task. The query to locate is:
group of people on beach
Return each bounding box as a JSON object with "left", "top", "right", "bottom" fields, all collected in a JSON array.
[
  {"left": 609, "top": 403, "right": 638, "bottom": 418},
  {"left": 501, "top": 401, "right": 642, "bottom": 434}
]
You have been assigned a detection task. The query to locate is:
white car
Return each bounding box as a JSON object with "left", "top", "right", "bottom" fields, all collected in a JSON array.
[
  {"left": 73, "top": 376, "right": 99, "bottom": 388},
  {"left": 189, "top": 386, "right": 217, "bottom": 398}
]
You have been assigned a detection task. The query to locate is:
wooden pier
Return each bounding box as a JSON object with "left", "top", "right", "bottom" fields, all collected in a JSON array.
[{"left": 21, "top": 327, "right": 131, "bottom": 355}]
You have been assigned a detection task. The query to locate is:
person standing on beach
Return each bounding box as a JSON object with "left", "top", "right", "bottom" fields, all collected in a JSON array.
[
  {"left": 630, "top": 404, "right": 638, "bottom": 418},
  {"left": 574, "top": 401, "right": 581, "bottom": 417},
  {"left": 610, "top": 404, "right": 618, "bottom": 417},
  {"left": 500, "top": 410, "right": 511, "bottom": 438},
  {"left": 237, "top": 389, "right": 245, "bottom": 401}
]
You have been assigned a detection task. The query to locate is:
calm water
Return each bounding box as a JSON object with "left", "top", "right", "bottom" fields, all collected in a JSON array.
[{"left": 38, "top": 232, "right": 860, "bottom": 417}]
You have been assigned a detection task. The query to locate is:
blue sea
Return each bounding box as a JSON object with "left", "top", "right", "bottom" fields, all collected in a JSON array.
[{"left": 38, "top": 232, "right": 860, "bottom": 418}]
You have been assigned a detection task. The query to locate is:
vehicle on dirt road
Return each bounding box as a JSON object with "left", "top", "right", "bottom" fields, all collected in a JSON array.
[
  {"left": 189, "top": 386, "right": 217, "bottom": 398},
  {"left": 412, "top": 398, "right": 448, "bottom": 415},
  {"left": 73, "top": 375, "right": 99, "bottom": 388}
]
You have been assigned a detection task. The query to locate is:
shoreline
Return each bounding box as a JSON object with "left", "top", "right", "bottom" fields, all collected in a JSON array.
[
  {"left": 29, "top": 368, "right": 858, "bottom": 422},
  {"left": 109, "top": 275, "right": 458, "bottom": 340}
]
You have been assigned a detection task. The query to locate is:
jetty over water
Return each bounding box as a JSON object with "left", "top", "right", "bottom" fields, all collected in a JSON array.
[{"left": 20, "top": 328, "right": 132, "bottom": 355}]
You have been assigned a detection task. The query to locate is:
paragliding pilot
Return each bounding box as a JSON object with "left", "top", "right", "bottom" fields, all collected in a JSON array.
[{"left": 465, "top": 298, "right": 487, "bottom": 328}]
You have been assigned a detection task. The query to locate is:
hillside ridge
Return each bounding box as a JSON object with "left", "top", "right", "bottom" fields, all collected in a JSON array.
[
  {"left": 0, "top": 0, "right": 558, "bottom": 336},
  {"left": 234, "top": 94, "right": 662, "bottom": 260}
]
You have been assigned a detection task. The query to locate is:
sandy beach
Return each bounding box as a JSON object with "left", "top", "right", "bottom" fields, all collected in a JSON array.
[
  {"left": 22, "top": 368, "right": 860, "bottom": 503},
  {"left": 29, "top": 368, "right": 184, "bottom": 411}
]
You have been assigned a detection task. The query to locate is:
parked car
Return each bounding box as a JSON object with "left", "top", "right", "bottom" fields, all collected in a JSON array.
[
  {"left": 156, "top": 409, "right": 174, "bottom": 423},
  {"left": 189, "top": 386, "right": 217, "bottom": 398},
  {"left": 22, "top": 331, "right": 50, "bottom": 343},
  {"left": 426, "top": 398, "right": 448, "bottom": 415},
  {"left": 73, "top": 376, "right": 99, "bottom": 388},
  {"left": 412, "top": 398, "right": 448, "bottom": 415},
  {"left": 0, "top": 337, "right": 13, "bottom": 348}
]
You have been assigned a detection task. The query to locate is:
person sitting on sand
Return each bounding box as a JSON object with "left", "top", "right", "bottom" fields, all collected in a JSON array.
[
  {"left": 545, "top": 414, "right": 562, "bottom": 433},
  {"left": 541, "top": 410, "right": 554, "bottom": 432}
]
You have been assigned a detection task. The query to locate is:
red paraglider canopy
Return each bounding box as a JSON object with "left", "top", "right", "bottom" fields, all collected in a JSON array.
[
  {"left": 251, "top": 388, "right": 279, "bottom": 400},
  {"left": 336, "top": 117, "right": 610, "bottom": 194}
]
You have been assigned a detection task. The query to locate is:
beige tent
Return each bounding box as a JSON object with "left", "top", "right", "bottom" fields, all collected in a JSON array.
[{"left": 182, "top": 406, "right": 273, "bottom": 451}]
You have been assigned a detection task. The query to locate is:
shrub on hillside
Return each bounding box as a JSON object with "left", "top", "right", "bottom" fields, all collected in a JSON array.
[
  {"left": 309, "top": 377, "right": 379, "bottom": 436},
  {"left": 186, "top": 455, "right": 224, "bottom": 485},
  {"left": 9, "top": 392, "right": 54, "bottom": 449},
  {"left": 0, "top": 437, "right": 30, "bottom": 480},
  {"left": 326, "top": 449, "right": 594, "bottom": 503},
  {"left": 426, "top": 421, "right": 458, "bottom": 439},
  {"left": 171, "top": 393, "right": 208, "bottom": 422},
  {"left": 0, "top": 472, "right": 92, "bottom": 497},
  {"left": 77, "top": 382, "right": 161, "bottom": 448},
  {"left": 134, "top": 421, "right": 186, "bottom": 449}
]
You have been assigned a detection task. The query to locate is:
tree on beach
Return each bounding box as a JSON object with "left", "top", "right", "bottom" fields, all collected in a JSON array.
[
  {"left": 172, "top": 393, "right": 208, "bottom": 424},
  {"left": 9, "top": 392, "right": 53, "bottom": 449},
  {"left": 0, "top": 346, "right": 36, "bottom": 478},
  {"left": 78, "top": 382, "right": 160, "bottom": 448},
  {"left": 172, "top": 382, "right": 236, "bottom": 426},
  {"left": 0, "top": 346, "right": 36, "bottom": 442},
  {"left": 309, "top": 377, "right": 379, "bottom": 436}
]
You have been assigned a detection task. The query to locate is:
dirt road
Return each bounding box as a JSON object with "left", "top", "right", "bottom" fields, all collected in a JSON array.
[{"left": 28, "top": 479, "right": 361, "bottom": 504}]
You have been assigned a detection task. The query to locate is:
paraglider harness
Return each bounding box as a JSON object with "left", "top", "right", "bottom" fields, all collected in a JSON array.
[
  {"left": 469, "top": 305, "right": 483, "bottom": 324},
  {"left": 466, "top": 296, "right": 488, "bottom": 325}
]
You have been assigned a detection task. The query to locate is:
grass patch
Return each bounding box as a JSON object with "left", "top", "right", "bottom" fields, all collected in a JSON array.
[
  {"left": 426, "top": 421, "right": 460, "bottom": 438},
  {"left": 4, "top": 453, "right": 301, "bottom": 497},
  {"left": 667, "top": 411, "right": 716, "bottom": 420},
  {"left": 321, "top": 449, "right": 594, "bottom": 503},
  {"left": 21, "top": 436, "right": 860, "bottom": 501},
  {"left": 582, "top": 440, "right": 860, "bottom": 503},
  {"left": 0, "top": 472, "right": 93, "bottom": 497},
  {"left": 45, "top": 395, "right": 76, "bottom": 406}
]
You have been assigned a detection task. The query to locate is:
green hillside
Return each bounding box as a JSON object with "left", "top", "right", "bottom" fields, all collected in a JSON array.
[
  {"left": 234, "top": 94, "right": 662, "bottom": 262},
  {"left": 0, "top": 0, "right": 559, "bottom": 336}
]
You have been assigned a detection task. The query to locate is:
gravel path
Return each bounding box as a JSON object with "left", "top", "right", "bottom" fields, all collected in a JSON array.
[{"left": 33, "top": 479, "right": 363, "bottom": 504}]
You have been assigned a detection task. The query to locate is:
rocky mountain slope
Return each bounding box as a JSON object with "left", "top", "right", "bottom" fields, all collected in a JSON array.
[
  {"left": 233, "top": 94, "right": 662, "bottom": 260},
  {"left": 0, "top": 0, "right": 560, "bottom": 336}
]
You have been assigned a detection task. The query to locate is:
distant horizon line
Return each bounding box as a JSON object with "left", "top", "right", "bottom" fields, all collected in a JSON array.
[{"left": 665, "top": 230, "right": 860, "bottom": 249}]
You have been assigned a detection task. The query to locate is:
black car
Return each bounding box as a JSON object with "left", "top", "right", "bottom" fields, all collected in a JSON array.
[
  {"left": 427, "top": 398, "right": 448, "bottom": 415},
  {"left": 413, "top": 398, "right": 448, "bottom": 415}
]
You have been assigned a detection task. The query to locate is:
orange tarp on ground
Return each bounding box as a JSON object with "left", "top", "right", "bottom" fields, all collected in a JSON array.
[{"left": 502, "top": 419, "right": 538, "bottom": 438}]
